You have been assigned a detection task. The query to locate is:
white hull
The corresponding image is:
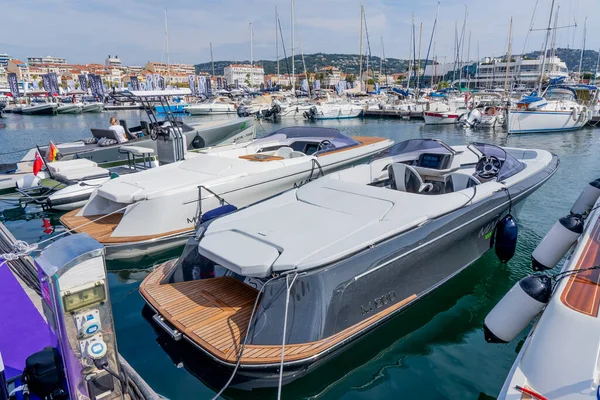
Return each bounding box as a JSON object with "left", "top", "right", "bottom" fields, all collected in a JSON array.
[
  {"left": 82, "top": 103, "right": 104, "bottom": 113},
  {"left": 498, "top": 200, "right": 600, "bottom": 399},
  {"left": 57, "top": 104, "right": 83, "bottom": 114},
  {"left": 423, "top": 111, "right": 460, "bottom": 125},
  {"left": 187, "top": 105, "right": 237, "bottom": 115},
  {"left": 313, "top": 106, "right": 363, "bottom": 120},
  {"left": 507, "top": 108, "right": 589, "bottom": 133},
  {"left": 21, "top": 103, "right": 57, "bottom": 115},
  {"left": 71, "top": 133, "right": 393, "bottom": 260}
]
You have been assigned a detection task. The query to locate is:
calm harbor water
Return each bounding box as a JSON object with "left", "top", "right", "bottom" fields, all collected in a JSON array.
[{"left": 1, "top": 111, "right": 599, "bottom": 399}]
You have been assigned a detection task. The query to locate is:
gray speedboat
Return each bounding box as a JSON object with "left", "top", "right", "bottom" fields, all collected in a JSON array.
[{"left": 140, "top": 139, "right": 558, "bottom": 389}]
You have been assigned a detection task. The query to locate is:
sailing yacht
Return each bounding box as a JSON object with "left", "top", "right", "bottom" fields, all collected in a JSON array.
[{"left": 507, "top": 85, "right": 596, "bottom": 133}]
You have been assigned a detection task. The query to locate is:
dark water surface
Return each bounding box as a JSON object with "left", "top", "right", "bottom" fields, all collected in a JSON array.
[{"left": 1, "top": 111, "right": 599, "bottom": 399}]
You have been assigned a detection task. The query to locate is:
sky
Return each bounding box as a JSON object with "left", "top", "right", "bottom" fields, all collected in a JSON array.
[{"left": 2, "top": 0, "right": 599, "bottom": 67}]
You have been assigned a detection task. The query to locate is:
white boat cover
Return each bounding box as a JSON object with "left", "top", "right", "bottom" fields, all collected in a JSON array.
[
  {"left": 199, "top": 177, "right": 475, "bottom": 277},
  {"left": 47, "top": 159, "right": 98, "bottom": 173}
]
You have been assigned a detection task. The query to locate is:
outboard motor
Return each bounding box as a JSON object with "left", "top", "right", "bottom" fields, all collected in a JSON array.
[
  {"left": 484, "top": 274, "right": 552, "bottom": 343},
  {"left": 304, "top": 106, "right": 318, "bottom": 121},
  {"left": 494, "top": 214, "right": 518, "bottom": 263},
  {"left": 531, "top": 214, "right": 584, "bottom": 271},
  {"left": 262, "top": 104, "right": 281, "bottom": 121},
  {"left": 464, "top": 108, "right": 482, "bottom": 128},
  {"left": 237, "top": 105, "right": 250, "bottom": 118},
  {"left": 571, "top": 178, "right": 600, "bottom": 215}
]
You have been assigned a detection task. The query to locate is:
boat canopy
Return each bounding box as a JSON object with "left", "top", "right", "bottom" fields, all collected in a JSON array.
[
  {"left": 256, "top": 127, "right": 361, "bottom": 152},
  {"left": 470, "top": 142, "right": 524, "bottom": 181}
]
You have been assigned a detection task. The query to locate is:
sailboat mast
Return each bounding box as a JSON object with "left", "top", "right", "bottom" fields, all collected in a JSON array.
[
  {"left": 504, "top": 17, "right": 513, "bottom": 96},
  {"left": 594, "top": 48, "right": 600, "bottom": 86},
  {"left": 250, "top": 22, "right": 253, "bottom": 67},
  {"left": 210, "top": 43, "right": 215, "bottom": 77},
  {"left": 458, "top": 6, "right": 467, "bottom": 87},
  {"left": 407, "top": 15, "right": 413, "bottom": 90},
  {"left": 359, "top": 5, "right": 364, "bottom": 91},
  {"left": 291, "top": 0, "right": 295, "bottom": 89},
  {"left": 164, "top": 9, "right": 170, "bottom": 85},
  {"left": 538, "top": 0, "right": 556, "bottom": 94},
  {"left": 276, "top": 6, "right": 280, "bottom": 83},
  {"left": 578, "top": 17, "right": 587, "bottom": 82},
  {"left": 466, "top": 30, "right": 471, "bottom": 88}
]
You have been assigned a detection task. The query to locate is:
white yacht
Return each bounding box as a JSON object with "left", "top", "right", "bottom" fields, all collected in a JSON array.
[
  {"left": 507, "top": 86, "right": 596, "bottom": 134},
  {"left": 61, "top": 127, "right": 393, "bottom": 260},
  {"left": 186, "top": 97, "right": 237, "bottom": 115},
  {"left": 305, "top": 102, "right": 364, "bottom": 120}
]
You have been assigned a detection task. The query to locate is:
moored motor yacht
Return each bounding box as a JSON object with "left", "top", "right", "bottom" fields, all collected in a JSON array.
[
  {"left": 139, "top": 138, "right": 558, "bottom": 389},
  {"left": 21, "top": 102, "right": 58, "bottom": 115},
  {"left": 56, "top": 103, "right": 83, "bottom": 114},
  {"left": 60, "top": 127, "right": 393, "bottom": 260},
  {"left": 81, "top": 102, "right": 105, "bottom": 113},
  {"left": 186, "top": 97, "right": 238, "bottom": 115}
]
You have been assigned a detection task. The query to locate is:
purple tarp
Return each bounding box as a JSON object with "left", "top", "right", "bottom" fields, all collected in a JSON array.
[{"left": 0, "top": 264, "right": 51, "bottom": 380}]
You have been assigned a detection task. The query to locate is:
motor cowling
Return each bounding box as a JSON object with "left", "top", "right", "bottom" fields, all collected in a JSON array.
[
  {"left": 494, "top": 214, "right": 518, "bottom": 263},
  {"left": 570, "top": 179, "right": 600, "bottom": 215},
  {"left": 531, "top": 214, "right": 584, "bottom": 271},
  {"left": 465, "top": 108, "right": 482, "bottom": 127},
  {"left": 237, "top": 105, "right": 248, "bottom": 117},
  {"left": 484, "top": 274, "right": 552, "bottom": 343}
]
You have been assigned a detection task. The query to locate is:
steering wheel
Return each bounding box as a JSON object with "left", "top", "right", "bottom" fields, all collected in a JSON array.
[
  {"left": 476, "top": 156, "right": 502, "bottom": 179},
  {"left": 317, "top": 140, "right": 332, "bottom": 152}
]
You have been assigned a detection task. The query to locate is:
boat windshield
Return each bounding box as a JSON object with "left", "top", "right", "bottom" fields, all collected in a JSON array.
[
  {"left": 470, "top": 142, "right": 524, "bottom": 181},
  {"left": 373, "top": 139, "right": 455, "bottom": 160},
  {"left": 256, "top": 127, "right": 360, "bottom": 152},
  {"left": 545, "top": 88, "right": 577, "bottom": 102}
]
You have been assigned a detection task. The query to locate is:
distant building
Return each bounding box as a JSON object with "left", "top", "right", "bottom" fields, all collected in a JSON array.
[
  {"left": 224, "top": 64, "right": 264, "bottom": 86},
  {"left": 0, "top": 53, "right": 12, "bottom": 68},
  {"left": 423, "top": 55, "right": 569, "bottom": 87},
  {"left": 125, "top": 66, "right": 143, "bottom": 76},
  {"left": 0, "top": 65, "right": 7, "bottom": 88},
  {"left": 105, "top": 55, "right": 122, "bottom": 68},
  {"left": 144, "top": 61, "right": 195, "bottom": 76},
  {"left": 7, "top": 59, "right": 29, "bottom": 81},
  {"left": 27, "top": 55, "right": 67, "bottom": 66},
  {"left": 316, "top": 66, "right": 341, "bottom": 88}
]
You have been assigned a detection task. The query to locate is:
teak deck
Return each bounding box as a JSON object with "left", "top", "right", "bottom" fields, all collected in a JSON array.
[
  {"left": 140, "top": 262, "right": 417, "bottom": 365},
  {"left": 561, "top": 215, "right": 600, "bottom": 317},
  {"left": 60, "top": 209, "right": 192, "bottom": 244}
]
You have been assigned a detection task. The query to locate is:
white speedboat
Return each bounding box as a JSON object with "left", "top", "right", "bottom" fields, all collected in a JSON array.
[
  {"left": 140, "top": 139, "right": 558, "bottom": 389},
  {"left": 424, "top": 99, "right": 466, "bottom": 125},
  {"left": 82, "top": 102, "right": 105, "bottom": 113},
  {"left": 56, "top": 103, "right": 83, "bottom": 114},
  {"left": 186, "top": 97, "right": 237, "bottom": 115},
  {"left": 305, "top": 103, "right": 364, "bottom": 120},
  {"left": 279, "top": 102, "right": 314, "bottom": 119},
  {"left": 506, "top": 86, "right": 596, "bottom": 134},
  {"left": 485, "top": 178, "right": 600, "bottom": 400},
  {"left": 21, "top": 102, "right": 58, "bottom": 115},
  {"left": 60, "top": 127, "right": 393, "bottom": 260}
]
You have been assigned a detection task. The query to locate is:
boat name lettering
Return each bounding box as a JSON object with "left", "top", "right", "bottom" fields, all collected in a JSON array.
[
  {"left": 187, "top": 216, "right": 199, "bottom": 225},
  {"left": 361, "top": 291, "right": 396, "bottom": 315},
  {"left": 478, "top": 219, "right": 498, "bottom": 240}
]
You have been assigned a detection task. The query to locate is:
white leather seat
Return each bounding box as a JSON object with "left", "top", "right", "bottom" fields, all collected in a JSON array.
[
  {"left": 290, "top": 151, "right": 306, "bottom": 158},
  {"left": 274, "top": 146, "right": 294, "bottom": 159},
  {"left": 388, "top": 163, "right": 433, "bottom": 193},
  {"left": 448, "top": 172, "right": 480, "bottom": 192}
]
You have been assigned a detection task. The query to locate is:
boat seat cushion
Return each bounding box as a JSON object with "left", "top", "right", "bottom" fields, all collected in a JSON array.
[
  {"left": 388, "top": 163, "right": 433, "bottom": 193},
  {"left": 199, "top": 230, "right": 280, "bottom": 278},
  {"left": 447, "top": 172, "right": 480, "bottom": 192},
  {"left": 274, "top": 147, "right": 294, "bottom": 159},
  {"left": 120, "top": 146, "right": 155, "bottom": 156},
  {"left": 47, "top": 159, "right": 97, "bottom": 173},
  {"left": 290, "top": 151, "right": 306, "bottom": 158},
  {"left": 54, "top": 167, "right": 110, "bottom": 182}
]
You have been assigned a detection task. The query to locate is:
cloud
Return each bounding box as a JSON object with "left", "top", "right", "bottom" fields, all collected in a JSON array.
[{"left": 1, "top": 0, "right": 598, "bottom": 66}]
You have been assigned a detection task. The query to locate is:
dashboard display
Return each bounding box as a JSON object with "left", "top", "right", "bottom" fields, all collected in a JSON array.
[{"left": 420, "top": 154, "right": 444, "bottom": 169}]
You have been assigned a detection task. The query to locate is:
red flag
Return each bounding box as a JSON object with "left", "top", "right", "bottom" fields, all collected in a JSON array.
[{"left": 32, "top": 150, "right": 43, "bottom": 176}]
